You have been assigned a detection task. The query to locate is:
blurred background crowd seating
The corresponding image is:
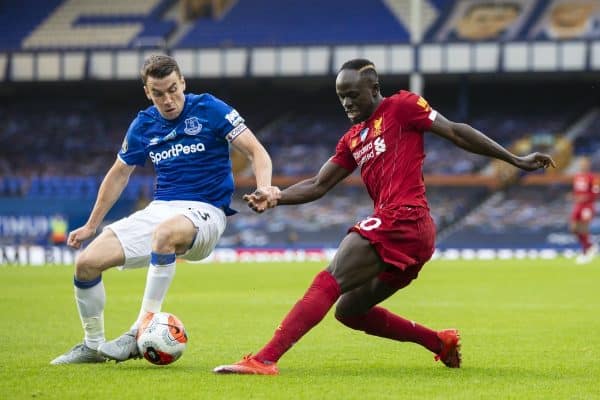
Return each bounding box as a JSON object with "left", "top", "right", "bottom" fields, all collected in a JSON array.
[{"left": 1, "top": 0, "right": 599, "bottom": 251}]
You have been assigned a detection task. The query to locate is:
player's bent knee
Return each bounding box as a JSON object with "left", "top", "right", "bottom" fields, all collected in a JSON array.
[
  {"left": 334, "top": 296, "right": 369, "bottom": 320},
  {"left": 334, "top": 311, "right": 366, "bottom": 331},
  {"left": 334, "top": 312, "right": 350, "bottom": 324},
  {"left": 151, "top": 225, "right": 177, "bottom": 253},
  {"left": 74, "top": 251, "right": 103, "bottom": 281},
  {"left": 334, "top": 301, "right": 351, "bottom": 319}
]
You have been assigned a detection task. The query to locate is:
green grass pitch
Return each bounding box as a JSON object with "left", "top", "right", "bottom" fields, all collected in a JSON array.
[{"left": 1, "top": 258, "right": 599, "bottom": 399}]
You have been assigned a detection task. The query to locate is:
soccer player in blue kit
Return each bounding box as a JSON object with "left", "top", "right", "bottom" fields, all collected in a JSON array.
[{"left": 51, "top": 55, "right": 278, "bottom": 364}]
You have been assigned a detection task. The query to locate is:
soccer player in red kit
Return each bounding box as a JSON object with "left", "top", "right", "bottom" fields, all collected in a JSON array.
[
  {"left": 571, "top": 156, "right": 599, "bottom": 264},
  {"left": 213, "top": 59, "right": 556, "bottom": 375}
]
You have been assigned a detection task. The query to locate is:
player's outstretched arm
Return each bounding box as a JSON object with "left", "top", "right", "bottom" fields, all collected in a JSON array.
[
  {"left": 278, "top": 160, "right": 351, "bottom": 205},
  {"left": 242, "top": 159, "right": 350, "bottom": 213},
  {"left": 429, "top": 113, "right": 556, "bottom": 171},
  {"left": 68, "top": 159, "right": 135, "bottom": 248}
]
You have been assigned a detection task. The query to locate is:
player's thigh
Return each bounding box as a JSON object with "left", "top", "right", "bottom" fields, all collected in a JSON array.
[
  {"left": 571, "top": 220, "right": 589, "bottom": 234},
  {"left": 76, "top": 229, "right": 125, "bottom": 274},
  {"left": 335, "top": 275, "right": 398, "bottom": 317},
  {"left": 581, "top": 207, "right": 594, "bottom": 224},
  {"left": 105, "top": 204, "right": 165, "bottom": 269},
  {"left": 178, "top": 204, "right": 226, "bottom": 261},
  {"left": 572, "top": 205, "right": 593, "bottom": 230},
  {"left": 153, "top": 214, "right": 198, "bottom": 254},
  {"left": 326, "top": 232, "right": 386, "bottom": 293},
  {"left": 335, "top": 263, "right": 423, "bottom": 317}
]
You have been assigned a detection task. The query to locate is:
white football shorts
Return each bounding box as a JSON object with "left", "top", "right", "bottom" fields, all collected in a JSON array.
[{"left": 105, "top": 200, "right": 227, "bottom": 269}]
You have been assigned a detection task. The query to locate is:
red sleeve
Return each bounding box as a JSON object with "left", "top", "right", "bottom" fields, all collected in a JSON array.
[
  {"left": 330, "top": 134, "right": 357, "bottom": 172},
  {"left": 393, "top": 91, "right": 437, "bottom": 132}
]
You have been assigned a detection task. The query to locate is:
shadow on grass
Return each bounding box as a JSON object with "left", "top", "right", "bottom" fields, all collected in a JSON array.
[
  {"left": 71, "top": 360, "right": 564, "bottom": 382},
  {"left": 276, "top": 363, "right": 566, "bottom": 381}
]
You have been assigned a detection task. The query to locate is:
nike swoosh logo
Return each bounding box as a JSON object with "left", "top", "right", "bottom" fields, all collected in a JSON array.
[{"left": 158, "top": 323, "right": 181, "bottom": 335}]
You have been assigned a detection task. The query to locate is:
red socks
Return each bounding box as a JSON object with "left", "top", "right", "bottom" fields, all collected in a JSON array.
[
  {"left": 255, "top": 270, "right": 340, "bottom": 363},
  {"left": 577, "top": 233, "right": 591, "bottom": 252},
  {"left": 336, "top": 306, "right": 441, "bottom": 354},
  {"left": 253, "top": 270, "right": 441, "bottom": 362}
]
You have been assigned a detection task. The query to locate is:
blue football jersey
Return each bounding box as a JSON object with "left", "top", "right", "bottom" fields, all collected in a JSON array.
[{"left": 118, "top": 93, "right": 248, "bottom": 216}]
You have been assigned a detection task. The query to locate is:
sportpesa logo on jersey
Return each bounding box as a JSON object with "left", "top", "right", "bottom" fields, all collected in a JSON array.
[{"left": 149, "top": 143, "right": 206, "bottom": 164}]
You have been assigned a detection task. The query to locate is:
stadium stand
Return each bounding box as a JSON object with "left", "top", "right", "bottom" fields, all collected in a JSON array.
[
  {"left": 4, "top": 0, "right": 177, "bottom": 50},
  {"left": 1, "top": 83, "right": 592, "bottom": 190},
  {"left": 1, "top": 0, "right": 599, "bottom": 52},
  {"left": 0, "top": 0, "right": 64, "bottom": 51},
  {"left": 3, "top": 81, "right": 596, "bottom": 249},
  {"left": 1, "top": 0, "right": 599, "bottom": 254},
  {"left": 175, "top": 0, "right": 411, "bottom": 47},
  {"left": 437, "top": 184, "right": 590, "bottom": 250},
  {"left": 527, "top": 0, "right": 600, "bottom": 40},
  {"left": 425, "top": 0, "right": 600, "bottom": 42},
  {"left": 220, "top": 184, "right": 490, "bottom": 248},
  {"left": 573, "top": 111, "right": 600, "bottom": 157}
]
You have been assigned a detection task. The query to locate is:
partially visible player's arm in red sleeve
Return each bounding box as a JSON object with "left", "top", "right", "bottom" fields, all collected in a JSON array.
[
  {"left": 243, "top": 136, "right": 355, "bottom": 212},
  {"left": 429, "top": 112, "right": 556, "bottom": 171},
  {"left": 278, "top": 160, "right": 351, "bottom": 205},
  {"left": 278, "top": 130, "right": 355, "bottom": 205}
]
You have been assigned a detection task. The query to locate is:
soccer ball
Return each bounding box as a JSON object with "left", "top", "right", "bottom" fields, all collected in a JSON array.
[{"left": 136, "top": 312, "right": 188, "bottom": 365}]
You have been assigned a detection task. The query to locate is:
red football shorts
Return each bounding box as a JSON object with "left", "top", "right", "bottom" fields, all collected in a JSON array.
[
  {"left": 571, "top": 203, "right": 595, "bottom": 223},
  {"left": 349, "top": 206, "right": 436, "bottom": 289}
]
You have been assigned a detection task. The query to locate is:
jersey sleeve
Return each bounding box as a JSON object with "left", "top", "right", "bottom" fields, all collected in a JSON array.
[
  {"left": 205, "top": 94, "right": 248, "bottom": 143},
  {"left": 330, "top": 135, "right": 357, "bottom": 172},
  {"left": 117, "top": 116, "right": 146, "bottom": 166},
  {"left": 394, "top": 91, "right": 438, "bottom": 132}
]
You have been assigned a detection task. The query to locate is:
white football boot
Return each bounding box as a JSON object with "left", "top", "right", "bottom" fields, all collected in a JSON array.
[
  {"left": 50, "top": 343, "right": 106, "bottom": 365},
  {"left": 587, "top": 243, "right": 598, "bottom": 259},
  {"left": 98, "top": 329, "right": 140, "bottom": 362},
  {"left": 576, "top": 244, "right": 598, "bottom": 264}
]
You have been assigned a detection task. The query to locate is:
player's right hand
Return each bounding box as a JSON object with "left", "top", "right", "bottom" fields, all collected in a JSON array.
[
  {"left": 243, "top": 186, "right": 281, "bottom": 213},
  {"left": 67, "top": 225, "right": 97, "bottom": 249},
  {"left": 515, "top": 152, "right": 557, "bottom": 171}
]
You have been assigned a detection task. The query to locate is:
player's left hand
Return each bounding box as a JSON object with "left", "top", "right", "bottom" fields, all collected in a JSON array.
[
  {"left": 243, "top": 186, "right": 281, "bottom": 213},
  {"left": 515, "top": 152, "right": 557, "bottom": 171}
]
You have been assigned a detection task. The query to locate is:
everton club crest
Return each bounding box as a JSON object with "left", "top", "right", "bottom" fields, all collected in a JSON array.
[{"left": 184, "top": 117, "right": 203, "bottom": 135}]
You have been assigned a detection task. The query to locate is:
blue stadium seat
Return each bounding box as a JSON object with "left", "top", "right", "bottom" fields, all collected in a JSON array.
[
  {"left": 0, "top": 0, "right": 63, "bottom": 50},
  {"left": 176, "top": 0, "right": 410, "bottom": 48},
  {"left": 0, "top": 0, "right": 177, "bottom": 51}
]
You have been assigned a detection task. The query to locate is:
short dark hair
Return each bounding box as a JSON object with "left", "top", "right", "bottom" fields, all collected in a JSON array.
[
  {"left": 339, "top": 58, "right": 378, "bottom": 81},
  {"left": 140, "top": 54, "right": 182, "bottom": 84}
]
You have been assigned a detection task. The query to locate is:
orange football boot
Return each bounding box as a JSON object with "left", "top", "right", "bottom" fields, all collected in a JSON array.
[
  {"left": 434, "top": 329, "right": 461, "bottom": 368},
  {"left": 213, "top": 354, "right": 279, "bottom": 375}
]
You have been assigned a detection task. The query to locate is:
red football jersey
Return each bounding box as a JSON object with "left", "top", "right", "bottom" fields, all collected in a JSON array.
[
  {"left": 331, "top": 90, "right": 437, "bottom": 210},
  {"left": 573, "top": 172, "right": 599, "bottom": 205}
]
